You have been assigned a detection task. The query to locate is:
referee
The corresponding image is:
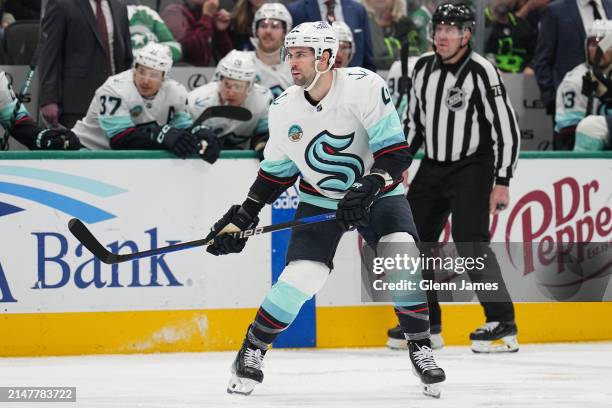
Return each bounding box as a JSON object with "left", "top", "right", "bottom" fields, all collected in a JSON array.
[{"left": 387, "top": 3, "right": 520, "bottom": 353}]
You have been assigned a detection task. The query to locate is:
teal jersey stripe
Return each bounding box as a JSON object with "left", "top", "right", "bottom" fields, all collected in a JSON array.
[
  {"left": 367, "top": 112, "right": 405, "bottom": 152},
  {"left": 554, "top": 111, "right": 585, "bottom": 132},
  {"left": 575, "top": 131, "right": 605, "bottom": 151},
  {"left": 99, "top": 116, "right": 135, "bottom": 138},
  {"left": 262, "top": 281, "right": 311, "bottom": 324},
  {"left": 170, "top": 111, "right": 192, "bottom": 129},
  {"left": 299, "top": 184, "right": 405, "bottom": 210},
  {"left": 260, "top": 158, "right": 299, "bottom": 178}
]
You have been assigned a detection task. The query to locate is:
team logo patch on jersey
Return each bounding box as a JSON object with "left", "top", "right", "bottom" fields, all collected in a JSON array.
[
  {"left": 130, "top": 105, "right": 143, "bottom": 117},
  {"left": 445, "top": 87, "right": 466, "bottom": 112},
  {"left": 305, "top": 131, "right": 364, "bottom": 193},
  {"left": 288, "top": 125, "right": 303, "bottom": 142}
]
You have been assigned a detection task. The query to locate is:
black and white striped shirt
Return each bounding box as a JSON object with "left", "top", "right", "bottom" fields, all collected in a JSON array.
[{"left": 406, "top": 49, "right": 520, "bottom": 184}]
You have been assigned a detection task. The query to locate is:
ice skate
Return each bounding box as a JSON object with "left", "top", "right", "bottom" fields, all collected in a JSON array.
[
  {"left": 227, "top": 340, "right": 266, "bottom": 396},
  {"left": 387, "top": 326, "right": 444, "bottom": 350},
  {"left": 470, "top": 321, "right": 519, "bottom": 353},
  {"left": 409, "top": 338, "right": 446, "bottom": 398}
]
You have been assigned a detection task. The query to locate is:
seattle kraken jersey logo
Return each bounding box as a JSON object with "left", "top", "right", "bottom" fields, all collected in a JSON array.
[{"left": 305, "top": 131, "right": 364, "bottom": 193}]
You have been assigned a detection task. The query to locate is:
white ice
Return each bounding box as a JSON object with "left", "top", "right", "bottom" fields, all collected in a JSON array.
[{"left": 1, "top": 342, "right": 611, "bottom": 408}]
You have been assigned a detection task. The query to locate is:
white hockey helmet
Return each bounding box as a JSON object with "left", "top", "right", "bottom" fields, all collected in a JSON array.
[
  {"left": 252, "top": 3, "right": 293, "bottom": 36},
  {"left": 134, "top": 42, "right": 173, "bottom": 73},
  {"left": 332, "top": 21, "right": 354, "bottom": 61},
  {"left": 215, "top": 50, "right": 257, "bottom": 85},
  {"left": 283, "top": 21, "right": 339, "bottom": 66},
  {"left": 332, "top": 21, "right": 353, "bottom": 45}
]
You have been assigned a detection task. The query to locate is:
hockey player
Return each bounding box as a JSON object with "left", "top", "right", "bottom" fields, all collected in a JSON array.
[
  {"left": 74, "top": 42, "right": 220, "bottom": 163},
  {"left": 555, "top": 19, "right": 612, "bottom": 151},
  {"left": 205, "top": 21, "right": 446, "bottom": 398},
  {"left": 0, "top": 71, "right": 81, "bottom": 151},
  {"left": 187, "top": 50, "right": 273, "bottom": 157},
  {"left": 332, "top": 21, "right": 354, "bottom": 68},
  {"left": 249, "top": 3, "right": 293, "bottom": 97}
]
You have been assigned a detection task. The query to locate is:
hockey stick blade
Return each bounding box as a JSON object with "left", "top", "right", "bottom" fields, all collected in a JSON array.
[
  {"left": 67, "top": 213, "right": 336, "bottom": 264},
  {"left": 193, "top": 106, "right": 252, "bottom": 127}
]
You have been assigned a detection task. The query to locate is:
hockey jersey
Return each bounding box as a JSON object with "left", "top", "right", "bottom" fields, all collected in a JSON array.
[
  {"left": 0, "top": 71, "right": 30, "bottom": 131},
  {"left": 250, "top": 52, "right": 293, "bottom": 98},
  {"left": 262, "top": 67, "right": 406, "bottom": 209},
  {"left": 555, "top": 63, "right": 612, "bottom": 133},
  {"left": 187, "top": 82, "right": 273, "bottom": 150},
  {"left": 128, "top": 5, "right": 182, "bottom": 62},
  {"left": 74, "top": 69, "right": 192, "bottom": 150}
]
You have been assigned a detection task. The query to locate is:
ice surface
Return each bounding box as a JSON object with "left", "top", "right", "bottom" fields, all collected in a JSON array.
[{"left": 1, "top": 342, "right": 611, "bottom": 408}]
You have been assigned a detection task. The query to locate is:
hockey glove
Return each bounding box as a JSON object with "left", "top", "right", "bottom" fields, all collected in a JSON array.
[
  {"left": 205, "top": 205, "right": 259, "bottom": 256},
  {"left": 35, "top": 129, "right": 82, "bottom": 150},
  {"left": 336, "top": 175, "right": 385, "bottom": 229},
  {"left": 156, "top": 125, "right": 199, "bottom": 159},
  {"left": 192, "top": 125, "right": 221, "bottom": 164}
]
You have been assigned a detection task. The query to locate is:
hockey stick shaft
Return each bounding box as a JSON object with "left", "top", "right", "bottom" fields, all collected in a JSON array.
[
  {"left": 68, "top": 212, "right": 336, "bottom": 264},
  {"left": 193, "top": 105, "right": 252, "bottom": 128}
]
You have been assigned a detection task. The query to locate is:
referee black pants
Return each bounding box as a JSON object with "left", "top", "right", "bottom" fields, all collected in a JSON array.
[{"left": 407, "top": 153, "right": 515, "bottom": 328}]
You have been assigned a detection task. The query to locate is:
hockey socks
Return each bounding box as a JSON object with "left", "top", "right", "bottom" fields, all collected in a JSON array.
[
  {"left": 249, "top": 280, "right": 312, "bottom": 346},
  {"left": 394, "top": 302, "right": 430, "bottom": 341}
]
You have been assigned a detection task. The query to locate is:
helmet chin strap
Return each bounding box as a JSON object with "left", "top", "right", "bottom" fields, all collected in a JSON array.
[{"left": 304, "top": 59, "right": 332, "bottom": 92}]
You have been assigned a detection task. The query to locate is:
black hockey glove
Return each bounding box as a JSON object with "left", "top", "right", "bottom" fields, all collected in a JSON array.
[
  {"left": 582, "top": 72, "right": 598, "bottom": 97},
  {"left": 192, "top": 125, "right": 221, "bottom": 164},
  {"left": 35, "top": 129, "right": 82, "bottom": 150},
  {"left": 205, "top": 205, "right": 259, "bottom": 256},
  {"left": 157, "top": 125, "right": 199, "bottom": 159},
  {"left": 336, "top": 174, "right": 385, "bottom": 230}
]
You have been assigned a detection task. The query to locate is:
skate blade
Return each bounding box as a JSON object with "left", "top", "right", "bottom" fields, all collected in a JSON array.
[
  {"left": 422, "top": 383, "right": 441, "bottom": 399},
  {"left": 411, "top": 367, "right": 443, "bottom": 398},
  {"left": 227, "top": 374, "right": 259, "bottom": 396},
  {"left": 386, "top": 337, "right": 408, "bottom": 350},
  {"left": 471, "top": 336, "right": 519, "bottom": 353}
]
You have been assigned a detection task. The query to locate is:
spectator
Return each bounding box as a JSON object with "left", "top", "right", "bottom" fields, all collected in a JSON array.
[
  {"left": 73, "top": 42, "right": 220, "bottom": 163},
  {"left": 484, "top": 0, "right": 538, "bottom": 74},
  {"left": 230, "top": 0, "right": 267, "bottom": 50},
  {"left": 363, "top": 0, "right": 412, "bottom": 69},
  {"left": 188, "top": 50, "right": 272, "bottom": 158},
  {"left": 162, "top": 0, "right": 233, "bottom": 67},
  {"left": 287, "top": 0, "right": 376, "bottom": 70},
  {"left": 39, "top": 0, "right": 133, "bottom": 129},
  {"left": 127, "top": 2, "right": 182, "bottom": 62},
  {"left": 555, "top": 19, "right": 612, "bottom": 150},
  {"left": 409, "top": 0, "right": 437, "bottom": 55},
  {"left": 533, "top": 0, "right": 612, "bottom": 149},
  {"left": 249, "top": 2, "right": 294, "bottom": 97}
]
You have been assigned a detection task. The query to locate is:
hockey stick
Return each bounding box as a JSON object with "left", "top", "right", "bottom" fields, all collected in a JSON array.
[
  {"left": 68, "top": 212, "right": 336, "bottom": 264},
  {"left": 2, "top": 32, "right": 46, "bottom": 150},
  {"left": 193, "top": 105, "right": 252, "bottom": 128}
]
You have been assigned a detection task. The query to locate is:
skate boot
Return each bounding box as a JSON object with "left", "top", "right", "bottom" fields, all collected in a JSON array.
[
  {"left": 387, "top": 325, "right": 444, "bottom": 350},
  {"left": 409, "top": 338, "right": 446, "bottom": 398},
  {"left": 227, "top": 339, "right": 266, "bottom": 396},
  {"left": 470, "top": 321, "right": 519, "bottom": 353}
]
